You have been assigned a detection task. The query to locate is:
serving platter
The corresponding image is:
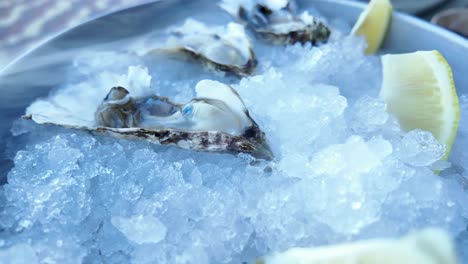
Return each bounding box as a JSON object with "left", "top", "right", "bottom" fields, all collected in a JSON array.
[
  {"left": 0, "top": 1, "right": 467, "bottom": 262},
  {"left": 0, "top": 1, "right": 466, "bottom": 181}
]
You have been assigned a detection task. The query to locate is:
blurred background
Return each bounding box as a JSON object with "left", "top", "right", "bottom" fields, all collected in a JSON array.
[{"left": 0, "top": 0, "right": 466, "bottom": 71}]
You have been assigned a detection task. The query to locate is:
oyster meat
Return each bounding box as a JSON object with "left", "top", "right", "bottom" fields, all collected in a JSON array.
[
  {"left": 220, "top": 0, "right": 331, "bottom": 45},
  {"left": 25, "top": 74, "right": 272, "bottom": 160},
  {"left": 159, "top": 19, "right": 257, "bottom": 77}
]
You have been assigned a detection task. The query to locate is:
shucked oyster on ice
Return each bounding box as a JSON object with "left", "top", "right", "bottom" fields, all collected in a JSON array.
[
  {"left": 220, "top": 0, "right": 331, "bottom": 45},
  {"left": 157, "top": 19, "right": 257, "bottom": 77},
  {"left": 24, "top": 67, "right": 272, "bottom": 159}
]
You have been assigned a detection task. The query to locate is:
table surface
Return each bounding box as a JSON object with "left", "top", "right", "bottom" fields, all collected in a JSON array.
[{"left": 0, "top": 0, "right": 467, "bottom": 70}]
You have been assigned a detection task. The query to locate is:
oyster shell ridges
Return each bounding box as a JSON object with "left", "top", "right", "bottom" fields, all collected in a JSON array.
[
  {"left": 220, "top": 0, "right": 331, "bottom": 45},
  {"left": 26, "top": 76, "right": 273, "bottom": 160},
  {"left": 160, "top": 19, "right": 258, "bottom": 77}
]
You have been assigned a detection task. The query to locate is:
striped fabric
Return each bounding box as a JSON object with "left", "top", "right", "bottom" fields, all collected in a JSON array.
[{"left": 0, "top": 0, "right": 149, "bottom": 69}]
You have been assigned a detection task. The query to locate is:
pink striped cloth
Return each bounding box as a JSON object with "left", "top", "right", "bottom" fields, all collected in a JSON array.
[{"left": 0, "top": 0, "right": 149, "bottom": 69}]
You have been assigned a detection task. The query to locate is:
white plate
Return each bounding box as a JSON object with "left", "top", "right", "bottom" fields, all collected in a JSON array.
[{"left": 361, "top": 0, "right": 448, "bottom": 14}]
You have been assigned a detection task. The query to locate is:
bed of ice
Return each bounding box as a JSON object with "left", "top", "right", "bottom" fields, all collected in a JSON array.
[{"left": 1, "top": 14, "right": 468, "bottom": 264}]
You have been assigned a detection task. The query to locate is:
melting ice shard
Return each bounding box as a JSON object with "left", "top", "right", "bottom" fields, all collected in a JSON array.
[
  {"left": 25, "top": 78, "right": 272, "bottom": 160},
  {"left": 220, "top": 0, "right": 331, "bottom": 45}
]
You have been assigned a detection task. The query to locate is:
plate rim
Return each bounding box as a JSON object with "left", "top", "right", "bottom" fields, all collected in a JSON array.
[{"left": 1, "top": 0, "right": 466, "bottom": 76}]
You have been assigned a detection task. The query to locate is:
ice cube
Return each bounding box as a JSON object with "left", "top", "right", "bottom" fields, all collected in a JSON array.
[
  {"left": 397, "top": 129, "right": 446, "bottom": 167},
  {"left": 111, "top": 215, "right": 167, "bottom": 244},
  {"left": 348, "top": 96, "right": 389, "bottom": 133}
]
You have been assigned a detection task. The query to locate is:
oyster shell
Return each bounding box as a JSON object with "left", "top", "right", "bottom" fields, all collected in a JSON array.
[
  {"left": 25, "top": 77, "right": 272, "bottom": 160},
  {"left": 220, "top": 0, "right": 331, "bottom": 45},
  {"left": 160, "top": 19, "right": 257, "bottom": 77}
]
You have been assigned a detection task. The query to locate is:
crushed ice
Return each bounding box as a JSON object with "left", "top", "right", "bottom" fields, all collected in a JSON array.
[{"left": 1, "top": 16, "right": 468, "bottom": 264}]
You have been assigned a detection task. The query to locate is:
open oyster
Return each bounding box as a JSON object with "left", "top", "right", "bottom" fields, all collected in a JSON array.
[
  {"left": 25, "top": 78, "right": 272, "bottom": 160},
  {"left": 220, "top": 0, "right": 331, "bottom": 45},
  {"left": 159, "top": 19, "right": 257, "bottom": 77}
]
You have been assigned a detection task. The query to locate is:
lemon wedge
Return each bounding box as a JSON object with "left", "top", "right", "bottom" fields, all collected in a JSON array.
[
  {"left": 256, "top": 229, "right": 458, "bottom": 264},
  {"left": 351, "top": 0, "right": 393, "bottom": 54},
  {"left": 380, "top": 50, "right": 460, "bottom": 159}
]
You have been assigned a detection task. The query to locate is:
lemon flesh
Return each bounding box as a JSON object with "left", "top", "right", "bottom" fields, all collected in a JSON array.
[
  {"left": 256, "top": 229, "right": 458, "bottom": 264},
  {"left": 380, "top": 51, "right": 460, "bottom": 159},
  {"left": 351, "top": 0, "right": 393, "bottom": 54}
]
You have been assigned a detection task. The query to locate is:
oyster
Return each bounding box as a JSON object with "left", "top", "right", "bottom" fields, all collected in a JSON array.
[
  {"left": 25, "top": 78, "right": 272, "bottom": 160},
  {"left": 220, "top": 0, "right": 331, "bottom": 45},
  {"left": 160, "top": 19, "right": 257, "bottom": 77}
]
